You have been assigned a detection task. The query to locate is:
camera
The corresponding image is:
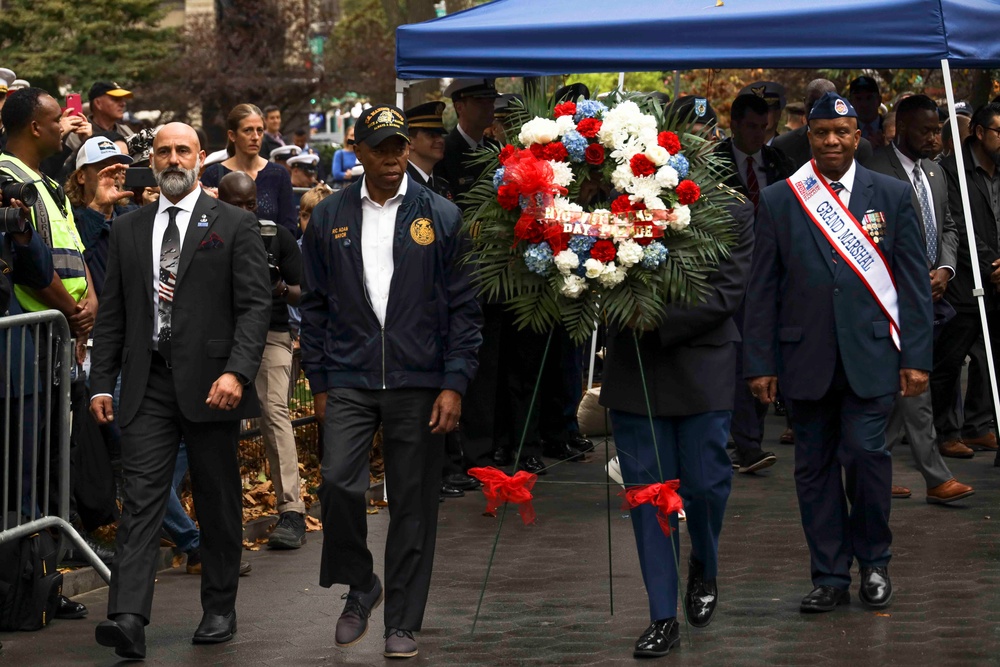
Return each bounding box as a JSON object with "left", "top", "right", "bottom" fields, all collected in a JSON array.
[
  {"left": 0, "top": 174, "right": 36, "bottom": 234},
  {"left": 258, "top": 219, "right": 281, "bottom": 284}
]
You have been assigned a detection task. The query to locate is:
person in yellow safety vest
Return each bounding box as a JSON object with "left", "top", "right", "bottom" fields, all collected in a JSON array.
[{"left": 1, "top": 88, "right": 96, "bottom": 343}]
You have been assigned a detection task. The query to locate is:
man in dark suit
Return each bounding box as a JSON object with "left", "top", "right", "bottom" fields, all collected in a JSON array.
[
  {"left": 773, "top": 79, "right": 874, "bottom": 168},
  {"left": 88, "top": 122, "right": 272, "bottom": 659},
  {"left": 744, "top": 93, "right": 933, "bottom": 614},
  {"left": 716, "top": 93, "right": 794, "bottom": 473},
  {"left": 436, "top": 78, "right": 499, "bottom": 200},
  {"left": 866, "top": 94, "right": 974, "bottom": 503},
  {"left": 601, "top": 199, "right": 754, "bottom": 658},
  {"left": 936, "top": 102, "right": 1000, "bottom": 467}
]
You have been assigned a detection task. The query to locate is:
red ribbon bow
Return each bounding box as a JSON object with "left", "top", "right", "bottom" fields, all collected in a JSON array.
[
  {"left": 467, "top": 466, "right": 538, "bottom": 525},
  {"left": 621, "top": 480, "right": 684, "bottom": 536}
]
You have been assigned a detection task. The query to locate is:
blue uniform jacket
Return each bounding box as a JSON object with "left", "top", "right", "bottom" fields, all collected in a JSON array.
[
  {"left": 299, "top": 177, "right": 483, "bottom": 396},
  {"left": 743, "top": 162, "right": 933, "bottom": 400}
]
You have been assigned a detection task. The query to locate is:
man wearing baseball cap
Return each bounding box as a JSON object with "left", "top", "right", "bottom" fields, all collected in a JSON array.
[
  {"left": 64, "top": 82, "right": 135, "bottom": 158},
  {"left": 300, "top": 104, "right": 482, "bottom": 660}
]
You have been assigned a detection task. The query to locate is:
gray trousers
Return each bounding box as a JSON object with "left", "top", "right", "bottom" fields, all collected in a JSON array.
[{"left": 886, "top": 391, "right": 953, "bottom": 489}]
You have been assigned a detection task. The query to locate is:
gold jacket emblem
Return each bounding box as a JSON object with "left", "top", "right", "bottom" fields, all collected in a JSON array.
[{"left": 410, "top": 218, "right": 435, "bottom": 245}]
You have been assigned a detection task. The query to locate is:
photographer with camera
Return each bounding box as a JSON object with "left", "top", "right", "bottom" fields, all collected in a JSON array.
[{"left": 218, "top": 171, "right": 307, "bottom": 549}]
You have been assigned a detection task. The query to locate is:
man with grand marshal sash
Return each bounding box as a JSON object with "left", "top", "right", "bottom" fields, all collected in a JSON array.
[{"left": 743, "top": 93, "right": 933, "bottom": 614}]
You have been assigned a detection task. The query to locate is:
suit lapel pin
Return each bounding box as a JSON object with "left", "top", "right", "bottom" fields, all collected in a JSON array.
[
  {"left": 929, "top": 171, "right": 934, "bottom": 177},
  {"left": 197, "top": 214, "right": 208, "bottom": 228}
]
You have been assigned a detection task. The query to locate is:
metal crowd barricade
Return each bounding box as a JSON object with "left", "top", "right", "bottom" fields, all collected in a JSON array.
[{"left": 0, "top": 310, "right": 111, "bottom": 583}]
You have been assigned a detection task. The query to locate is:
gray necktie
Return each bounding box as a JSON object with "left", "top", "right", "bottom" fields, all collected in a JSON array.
[
  {"left": 157, "top": 206, "right": 181, "bottom": 363},
  {"left": 912, "top": 163, "right": 937, "bottom": 263}
]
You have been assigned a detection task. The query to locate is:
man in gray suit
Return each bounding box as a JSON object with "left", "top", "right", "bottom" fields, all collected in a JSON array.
[
  {"left": 866, "top": 95, "right": 974, "bottom": 505},
  {"left": 89, "top": 123, "right": 272, "bottom": 659}
]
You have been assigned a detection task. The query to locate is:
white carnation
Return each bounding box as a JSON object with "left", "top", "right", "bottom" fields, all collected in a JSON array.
[
  {"left": 519, "top": 117, "right": 561, "bottom": 146},
  {"left": 669, "top": 204, "right": 692, "bottom": 231},
  {"left": 555, "top": 115, "right": 577, "bottom": 136},
  {"left": 616, "top": 240, "right": 644, "bottom": 267},
  {"left": 548, "top": 161, "right": 575, "bottom": 188},
  {"left": 611, "top": 164, "right": 635, "bottom": 191},
  {"left": 560, "top": 274, "right": 587, "bottom": 299},
  {"left": 552, "top": 196, "right": 583, "bottom": 214},
  {"left": 655, "top": 165, "right": 679, "bottom": 189},
  {"left": 554, "top": 249, "right": 581, "bottom": 275},
  {"left": 597, "top": 263, "right": 628, "bottom": 288},
  {"left": 584, "top": 258, "right": 604, "bottom": 278},
  {"left": 610, "top": 137, "right": 645, "bottom": 164},
  {"left": 629, "top": 178, "right": 667, "bottom": 210},
  {"left": 645, "top": 145, "right": 669, "bottom": 166}
]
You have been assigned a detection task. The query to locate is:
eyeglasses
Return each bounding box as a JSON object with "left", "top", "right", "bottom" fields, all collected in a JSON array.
[{"left": 983, "top": 126, "right": 1000, "bottom": 138}]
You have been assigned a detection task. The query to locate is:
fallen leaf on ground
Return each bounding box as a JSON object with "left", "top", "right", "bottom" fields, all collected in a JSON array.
[{"left": 305, "top": 515, "right": 323, "bottom": 532}]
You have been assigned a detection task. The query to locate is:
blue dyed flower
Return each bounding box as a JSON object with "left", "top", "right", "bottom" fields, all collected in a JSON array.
[
  {"left": 668, "top": 154, "right": 689, "bottom": 179},
  {"left": 493, "top": 167, "right": 505, "bottom": 190},
  {"left": 562, "top": 130, "right": 587, "bottom": 163},
  {"left": 641, "top": 241, "right": 669, "bottom": 269},
  {"left": 574, "top": 100, "right": 608, "bottom": 122},
  {"left": 524, "top": 242, "right": 554, "bottom": 276},
  {"left": 568, "top": 234, "right": 596, "bottom": 254}
]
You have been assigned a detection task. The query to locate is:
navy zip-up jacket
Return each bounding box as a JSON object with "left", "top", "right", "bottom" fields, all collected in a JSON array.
[{"left": 299, "top": 177, "right": 482, "bottom": 396}]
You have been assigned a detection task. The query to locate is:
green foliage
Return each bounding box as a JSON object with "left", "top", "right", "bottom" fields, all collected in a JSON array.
[{"left": 0, "top": 0, "right": 174, "bottom": 92}]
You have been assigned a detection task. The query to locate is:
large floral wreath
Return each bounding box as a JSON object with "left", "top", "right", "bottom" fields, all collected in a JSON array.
[{"left": 460, "top": 92, "right": 743, "bottom": 343}]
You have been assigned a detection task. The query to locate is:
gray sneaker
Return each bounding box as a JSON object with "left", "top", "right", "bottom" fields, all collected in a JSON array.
[
  {"left": 384, "top": 628, "right": 418, "bottom": 658},
  {"left": 268, "top": 512, "right": 306, "bottom": 549},
  {"left": 335, "top": 575, "right": 383, "bottom": 647}
]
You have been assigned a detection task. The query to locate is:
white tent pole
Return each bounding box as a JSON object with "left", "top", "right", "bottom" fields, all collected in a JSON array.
[
  {"left": 618, "top": 72, "right": 625, "bottom": 91},
  {"left": 940, "top": 58, "right": 1000, "bottom": 436},
  {"left": 395, "top": 78, "right": 407, "bottom": 108},
  {"left": 587, "top": 328, "right": 599, "bottom": 391}
]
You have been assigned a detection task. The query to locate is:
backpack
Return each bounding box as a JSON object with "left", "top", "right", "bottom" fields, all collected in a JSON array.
[{"left": 0, "top": 530, "right": 63, "bottom": 631}]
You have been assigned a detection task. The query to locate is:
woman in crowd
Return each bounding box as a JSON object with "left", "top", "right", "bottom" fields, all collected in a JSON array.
[
  {"left": 330, "top": 125, "right": 357, "bottom": 184},
  {"left": 201, "top": 103, "right": 296, "bottom": 235}
]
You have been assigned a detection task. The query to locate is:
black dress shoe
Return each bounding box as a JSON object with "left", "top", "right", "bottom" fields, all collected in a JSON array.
[
  {"left": 492, "top": 448, "right": 513, "bottom": 466},
  {"left": 95, "top": 613, "right": 146, "bottom": 660},
  {"left": 439, "top": 483, "right": 465, "bottom": 498},
  {"left": 542, "top": 440, "right": 584, "bottom": 462},
  {"left": 192, "top": 610, "right": 237, "bottom": 644},
  {"left": 735, "top": 449, "right": 777, "bottom": 474},
  {"left": 566, "top": 433, "right": 595, "bottom": 453},
  {"left": 517, "top": 456, "right": 547, "bottom": 475},
  {"left": 443, "top": 472, "right": 481, "bottom": 490},
  {"left": 800, "top": 585, "right": 850, "bottom": 613},
  {"left": 633, "top": 617, "right": 680, "bottom": 658},
  {"left": 684, "top": 559, "right": 718, "bottom": 628},
  {"left": 859, "top": 566, "right": 892, "bottom": 608},
  {"left": 55, "top": 595, "right": 88, "bottom": 619}
]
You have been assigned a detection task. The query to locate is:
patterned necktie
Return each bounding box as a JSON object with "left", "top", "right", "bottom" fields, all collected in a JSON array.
[
  {"left": 157, "top": 206, "right": 181, "bottom": 364},
  {"left": 745, "top": 156, "right": 760, "bottom": 211},
  {"left": 912, "top": 163, "right": 937, "bottom": 263}
]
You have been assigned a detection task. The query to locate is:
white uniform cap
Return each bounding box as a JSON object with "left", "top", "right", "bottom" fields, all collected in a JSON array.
[
  {"left": 203, "top": 149, "right": 229, "bottom": 167},
  {"left": 287, "top": 153, "right": 319, "bottom": 168},
  {"left": 0, "top": 68, "right": 16, "bottom": 94},
  {"left": 269, "top": 145, "right": 301, "bottom": 161},
  {"left": 9, "top": 79, "right": 29, "bottom": 91}
]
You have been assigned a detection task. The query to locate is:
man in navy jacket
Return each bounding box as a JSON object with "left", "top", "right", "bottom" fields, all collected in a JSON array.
[
  {"left": 744, "top": 93, "right": 933, "bottom": 614},
  {"left": 299, "top": 104, "right": 482, "bottom": 660}
]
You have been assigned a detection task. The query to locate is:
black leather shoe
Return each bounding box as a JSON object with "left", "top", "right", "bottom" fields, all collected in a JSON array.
[
  {"left": 735, "top": 449, "right": 777, "bottom": 474},
  {"left": 859, "top": 566, "right": 892, "bottom": 608},
  {"left": 95, "top": 613, "right": 146, "bottom": 660},
  {"left": 800, "top": 585, "right": 850, "bottom": 613},
  {"left": 517, "top": 456, "right": 547, "bottom": 475},
  {"left": 443, "top": 472, "right": 481, "bottom": 490},
  {"left": 566, "top": 433, "right": 595, "bottom": 453},
  {"left": 633, "top": 617, "right": 680, "bottom": 658},
  {"left": 192, "top": 610, "right": 237, "bottom": 644},
  {"left": 684, "top": 559, "right": 718, "bottom": 628},
  {"left": 440, "top": 483, "right": 465, "bottom": 498},
  {"left": 62, "top": 536, "right": 115, "bottom": 567},
  {"left": 542, "top": 440, "right": 584, "bottom": 462},
  {"left": 492, "top": 448, "right": 513, "bottom": 466},
  {"left": 55, "top": 595, "right": 88, "bottom": 619}
]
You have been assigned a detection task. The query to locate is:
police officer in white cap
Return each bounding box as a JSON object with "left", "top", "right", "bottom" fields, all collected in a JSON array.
[
  {"left": 269, "top": 143, "right": 301, "bottom": 173},
  {"left": 0, "top": 68, "right": 16, "bottom": 147},
  {"left": 287, "top": 152, "right": 319, "bottom": 187}
]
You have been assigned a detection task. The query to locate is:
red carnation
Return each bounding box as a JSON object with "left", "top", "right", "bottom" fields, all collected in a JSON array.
[
  {"left": 554, "top": 102, "right": 577, "bottom": 118},
  {"left": 543, "top": 224, "right": 570, "bottom": 254},
  {"left": 676, "top": 180, "right": 701, "bottom": 205},
  {"left": 499, "top": 144, "right": 517, "bottom": 165},
  {"left": 630, "top": 154, "right": 656, "bottom": 178},
  {"left": 514, "top": 213, "right": 545, "bottom": 244},
  {"left": 590, "top": 239, "right": 617, "bottom": 263},
  {"left": 611, "top": 194, "right": 634, "bottom": 215},
  {"left": 584, "top": 143, "right": 605, "bottom": 166},
  {"left": 657, "top": 131, "right": 681, "bottom": 155},
  {"left": 530, "top": 142, "right": 568, "bottom": 162},
  {"left": 576, "top": 118, "right": 602, "bottom": 138},
  {"left": 497, "top": 184, "right": 521, "bottom": 210}
]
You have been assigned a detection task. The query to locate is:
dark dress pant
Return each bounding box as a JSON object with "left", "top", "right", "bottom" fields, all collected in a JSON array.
[
  {"left": 318, "top": 387, "right": 443, "bottom": 631},
  {"left": 731, "top": 342, "right": 768, "bottom": 454},
  {"left": 788, "top": 362, "right": 894, "bottom": 590},
  {"left": 455, "top": 303, "right": 510, "bottom": 467},
  {"left": 610, "top": 409, "right": 733, "bottom": 622},
  {"left": 109, "top": 355, "right": 242, "bottom": 622}
]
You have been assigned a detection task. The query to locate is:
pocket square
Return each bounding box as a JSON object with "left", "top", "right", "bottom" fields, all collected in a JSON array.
[{"left": 199, "top": 232, "right": 224, "bottom": 250}]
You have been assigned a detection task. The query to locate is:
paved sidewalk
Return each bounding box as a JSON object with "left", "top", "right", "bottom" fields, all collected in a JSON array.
[{"left": 3, "top": 413, "right": 1000, "bottom": 665}]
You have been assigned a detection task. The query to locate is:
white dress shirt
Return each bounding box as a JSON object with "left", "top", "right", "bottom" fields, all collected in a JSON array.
[
  {"left": 361, "top": 174, "right": 408, "bottom": 327},
  {"left": 731, "top": 144, "right": 769, "bottom": 189},
  {"left": 456, "top": 123, "right": 480, "bottom": 150},
  {"left": 152, "top": 187, "right": 201, "bottom": 343},
  {"left": 827, "top": 160, "right": 857, "bottom": 209},
  {"left": 408, "top": 161, "right": 431, "bottom": 183}
]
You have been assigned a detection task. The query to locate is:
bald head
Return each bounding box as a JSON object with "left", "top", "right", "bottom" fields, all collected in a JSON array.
[
  {"left": 151, "top": 121, "right": 205, "bottom": 201},
  {"left": 218, "top": 171, "right": 257, "bottom": 212},
  {"left": 154, "top": 122, "right": 201, "bottom": 152},
  {"left": 805, "top": 79, "right": 837, "bottom": 113}
]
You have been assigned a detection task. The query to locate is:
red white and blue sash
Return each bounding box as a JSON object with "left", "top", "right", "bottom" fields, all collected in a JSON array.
[{"left": 786, "top": 160, "right": 900, "bottom": 351}]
